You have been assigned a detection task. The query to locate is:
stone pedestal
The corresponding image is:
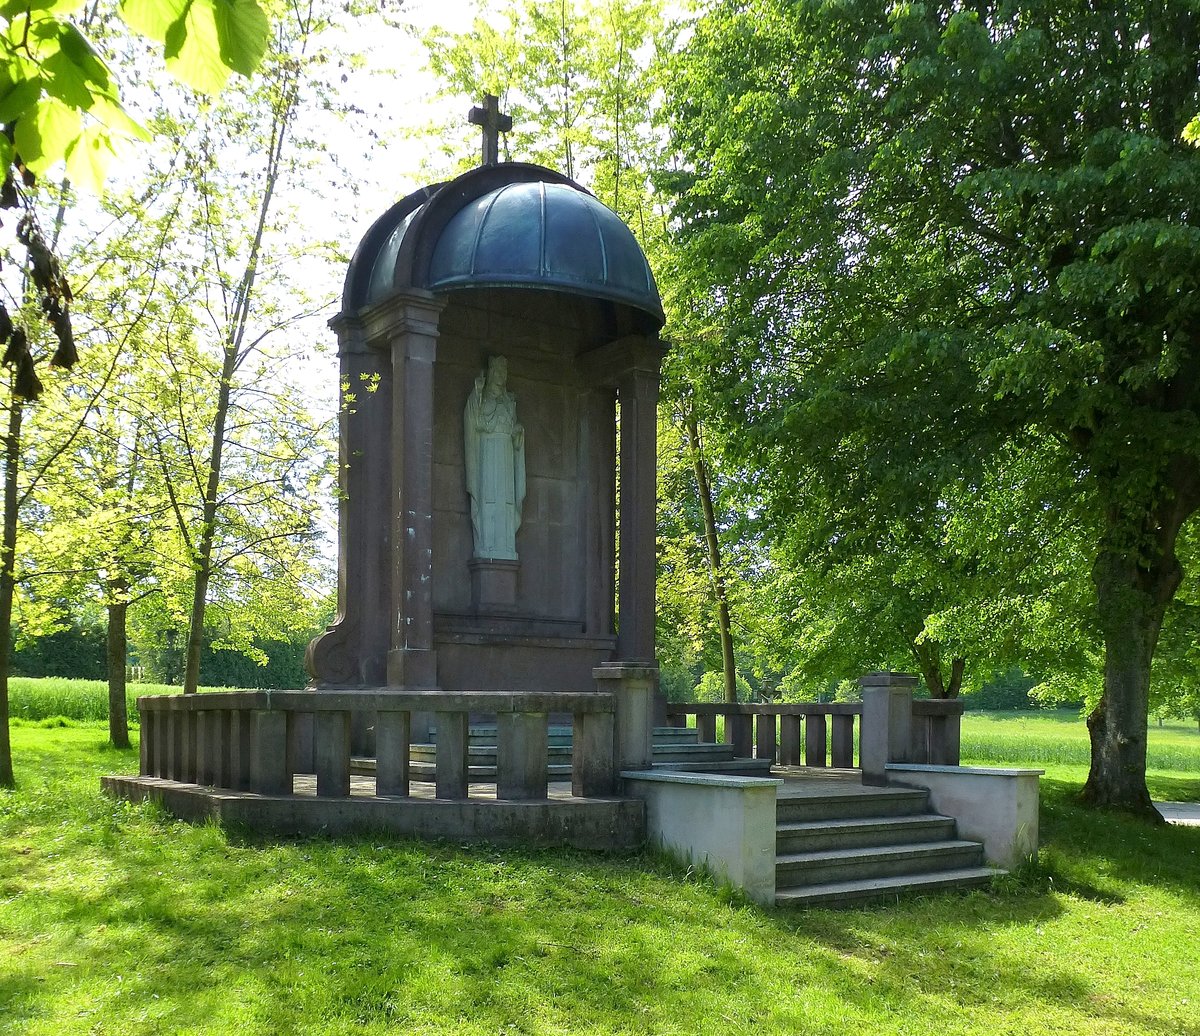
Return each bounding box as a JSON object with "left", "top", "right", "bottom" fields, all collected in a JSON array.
[
  {"left": 860, "top": 671, "right": 917, "bottom": 786},
  {"left": 595, "top": 663, "right": 658, "bottom": 772},
  {"left": 470, "top": 558, "right": 519, "bottom": 610}
]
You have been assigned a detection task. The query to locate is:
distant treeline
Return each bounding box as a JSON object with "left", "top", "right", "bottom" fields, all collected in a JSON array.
[{"left": 10, "top": 622, "right": 314, "bottom": 690}]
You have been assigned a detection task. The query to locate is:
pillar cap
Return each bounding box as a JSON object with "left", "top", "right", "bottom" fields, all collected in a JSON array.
[
  {"left": 593, "top": 664, "right": 659, "bottom": 681},
  {"left": 859, "top": 671, "right": 918, "bottom": 688}
]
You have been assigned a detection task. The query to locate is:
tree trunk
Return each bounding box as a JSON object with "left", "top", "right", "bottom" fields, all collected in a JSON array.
[
  {"left": 107, "top": 599, "right": 130, "bottom": 749},
  {"left": 183, "top": 344, "right": 236, "bottom": 694},
  {"left": 1082, "top": 550, "right": 1179, "bottom": 819},
  {"left": 683, "top": 411, "right": 737, "bottom": 703},
  {"left": 0, "top": 397, "right": 23, "bottom": 787},
  {"left": 911, "top": 638, "right": 964, "bottom": 699}
]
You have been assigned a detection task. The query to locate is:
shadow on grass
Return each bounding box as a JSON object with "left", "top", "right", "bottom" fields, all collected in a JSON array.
[{"left": 4, "top": 727, "right": 1199, "bottom": 1035}]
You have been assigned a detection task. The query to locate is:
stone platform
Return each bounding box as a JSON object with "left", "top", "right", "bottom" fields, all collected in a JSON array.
[{"left": 102, "top": 774, "right": 643, "bottom": 851}]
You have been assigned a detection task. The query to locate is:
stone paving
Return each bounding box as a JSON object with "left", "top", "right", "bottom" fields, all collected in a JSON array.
[{"left": 1156, "top": 800, "right": 1200, "bottom": 826}]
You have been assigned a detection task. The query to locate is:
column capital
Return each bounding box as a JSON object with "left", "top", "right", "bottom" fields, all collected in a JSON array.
[{"left": 358, "top": 288, "right": 447, "bottom": 343}]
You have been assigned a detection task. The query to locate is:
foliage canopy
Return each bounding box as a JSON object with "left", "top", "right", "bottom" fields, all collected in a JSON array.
[{"left": 665, "top": 0, "right": 1200, "bottom": 814}]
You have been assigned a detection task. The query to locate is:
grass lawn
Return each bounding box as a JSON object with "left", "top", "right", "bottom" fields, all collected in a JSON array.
[
  {"left": 961, "top": 707, "right": 1200, "bottom": 771},
  {"left": 6, "top": 678, "right": 250, "bottom": 725},
  {"left": 1, "top": 711, "right": 1198, "bottom": 1035}
]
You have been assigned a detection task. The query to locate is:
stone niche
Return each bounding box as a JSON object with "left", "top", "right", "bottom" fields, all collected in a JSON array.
[{"left": 306, "top": 162, "right": 666, "bottom": 700}]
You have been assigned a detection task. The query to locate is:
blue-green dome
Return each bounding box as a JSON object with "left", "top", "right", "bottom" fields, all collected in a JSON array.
[
  {"left": 348, "top": 165, "right": 663, "bottom": 327},
  {"left": 425, "top": 181, "right": 661, "bottom": 317}
]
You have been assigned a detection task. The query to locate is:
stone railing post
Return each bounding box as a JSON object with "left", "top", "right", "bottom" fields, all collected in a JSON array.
[
  {"left": 594, "top": 664, "right": 657, "bottom": 772},
  {"left": 572, "top": 709, "right": 616, "bottom": 797},
  {"left": 375, "top": 710, "right": 411, "bottom": 797},
  {"left": 496, "top": 711, "right": 549, "bottom": 801},
  {"left": 860, "top": 671, "right": 917, "bottom": 786}
]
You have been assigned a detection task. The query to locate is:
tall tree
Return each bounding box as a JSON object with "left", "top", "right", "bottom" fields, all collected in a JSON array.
[
  {"left": 665, "top": 0, "right": 1200, "bottom": 817},
  {"left": 121, "top": 0, "right": 344, "bottom": 695}
]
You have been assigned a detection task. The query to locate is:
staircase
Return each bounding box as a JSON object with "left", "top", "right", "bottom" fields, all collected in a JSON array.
[
  {"left": 393, "top": 725, "right": 771, "bottom": 781},
  {"left": 774, "top": 782, "right": 1002, "bottom": 907}
]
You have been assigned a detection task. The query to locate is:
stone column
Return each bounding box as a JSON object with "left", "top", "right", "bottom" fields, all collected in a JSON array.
[
  {"left": 616, "top": 366, "right": 658, "bottom": 664},
  {"left": 860, "top": 671, "right": 917, "bottom": 786},
  {"left": 306, "top": 315, "right": 392, "bottom": 686},
  {"left": 386, "top": 292, "right": 446, "bottom": 689},
  {"left": 583, "top": 387, "right": 617, "bottom": 638}
]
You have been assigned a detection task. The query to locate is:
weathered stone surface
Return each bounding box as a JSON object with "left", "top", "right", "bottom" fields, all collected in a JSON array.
[
  {"left": 886, "top": 764, "right": 1042, "bottom": 868},
  {"left": 435, "top": 711, "right": 470, "bottom": 799},
  {"left": 861, "top": 685, "right": 913, "bottom": 786},
  {"left": 375, "top": 710, "right": 411, "bottom": 797},
  {"left": 495, "top": 711, "right": 548, "bottom": 800},
  {"left": 314, "top": 711, "right": 352, "bottom": 797},
  {"left": 101, "top": 776, "right": 645, "bottom": 851},
  {"left": 622, "top": 770, "right": 782, "bottom": 906}
]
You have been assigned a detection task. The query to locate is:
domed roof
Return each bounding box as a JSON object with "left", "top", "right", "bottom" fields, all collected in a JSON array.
[{"left": 345, "top": 164, "right": 663, "bottom": 328}]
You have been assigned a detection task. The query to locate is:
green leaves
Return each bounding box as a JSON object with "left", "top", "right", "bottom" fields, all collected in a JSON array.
[
  {"left": 0, "top": 0, "right": 269, "bottom": 193},
  {"left": 121, "top": 0, "right": 271, "bottom": 94}
]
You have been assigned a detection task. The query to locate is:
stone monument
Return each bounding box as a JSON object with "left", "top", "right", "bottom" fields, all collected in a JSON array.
[{"left": 305, "top": 96, "right": 666, "bottom": 738}]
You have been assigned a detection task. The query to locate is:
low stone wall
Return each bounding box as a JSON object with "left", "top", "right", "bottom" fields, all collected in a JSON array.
[
  {"left": 886, "top": 763, "right": 1042, "bottom": 868},
  {"left": 103, "top": 776, "right": 644, "bottom": 850},
  {"left": 621, "top": 770, "right": 782, "bottom": 905}
]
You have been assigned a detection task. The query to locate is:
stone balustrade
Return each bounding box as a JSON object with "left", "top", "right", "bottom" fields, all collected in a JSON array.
[
  {"left": 664, "top": 683, "right": 963, "bottom": 772},
  {"left": 137, "top": 689, "right": 619, "bottom": 801}
]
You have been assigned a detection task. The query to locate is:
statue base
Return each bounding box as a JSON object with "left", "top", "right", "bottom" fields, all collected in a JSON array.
[{"left": 470, "top": 557, "right": 519, "bottom": 611}]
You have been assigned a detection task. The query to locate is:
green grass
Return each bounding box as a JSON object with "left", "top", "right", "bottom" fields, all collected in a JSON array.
[
  {"left": 1, "top": 716, "right": 1199, "bottom": 1034},
  {"left": 961, "top": 708, "right": 1200, "bottom": 772},
  {"left": 6, "top": 677, "right": 260, "bottom": 723}
]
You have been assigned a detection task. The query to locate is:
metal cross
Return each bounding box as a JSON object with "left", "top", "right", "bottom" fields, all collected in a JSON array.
[{"left": 468, "top": 93, "right": 512, "bottom": 167}]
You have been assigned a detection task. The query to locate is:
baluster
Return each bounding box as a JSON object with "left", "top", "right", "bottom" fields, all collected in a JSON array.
[
  {"left": 497, "top": 711, "right": 548, "bottom": 800},
  {"left": 779, "top": 714, "right": 801, "bottom": 766},
  {"left": 805, "top": 713, "right": 828, "bottom": 767},
  {"left": 168, "top": 710, "right": 184, "bottom": 781},
  {"left": 198, "top": 711, "right": 219, "bottom": 786},
  {"left": 755, "top": 713, "right": 777, "bottom": 762},
  {"left": 250, "top": 710, "right": 291, "bottom": 795},
  {"left": 375, "top": 710, "right": 411, "bottom": 797},
  {"left": 435, "top": 711, "right": 469, "bottom": 799},
  {"left": 727, "top": 711, "right": 753, "bottom": 758},
  {"left": 698, "top": 711, "right": 717, "bottom": 744},
  {"left": 315, "top": 710, "right": 352, "bottom": 797},
  {"left": 910, "top": 714, "right": 930, "bottom": 764},
  {"left": 139, "top": 708, "right": 153, "bottom": 776},
  {"left": 230, "top": 710, "right": 253, "bottom": 790},
  {"left": 183, "top": 709, "right": 199, "bottom": 783},
  {"left": 572, "top": 710, "right": 616, "bottom": 797},
  {"left": 151, "top": 710, "right": 169, "bottom": 778},
  {"left": 831, "top": 714, "right": 855, "bottom": 768},
  {"left": 217, "top": 710, "right": 233, "bottom": 788}
]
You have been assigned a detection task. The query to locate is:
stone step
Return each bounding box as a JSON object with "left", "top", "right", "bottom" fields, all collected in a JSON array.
[
  {"left": 776, "top": 839, "right": 985, "bottom": 887},
  {"left": 408, "top": 741, "right": 733, "bottom": 766},
  {"left": 650, "top": 743, "right": 735, "bottom": 761},
  {"left": 776, "top": 786, "right": 930, "bottom": 823},
  {"left": 776, "top": 814, "right": 957, "bottom": 854},
  {"left": 405, "top": 762, "right": 574, "bottom": 780},
  {"left": 652, "top": 758, "right": 774, "bottom": 777},
  {"left": 409, "top": 744, "right": 575, "bottom": 763},
  {"left": 431, "top": 726, "right": 701, "bottom": 749},
  {"left": 775, "top": 866, "right": 1003, "bottom": 908},
  {"left": 652, "top": 729, "right": 704, "bottom": 745}
]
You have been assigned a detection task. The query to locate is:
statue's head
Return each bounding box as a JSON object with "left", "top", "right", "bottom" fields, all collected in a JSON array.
[{"left": 485, "top": 356, "right": 507, "bottom": 388}]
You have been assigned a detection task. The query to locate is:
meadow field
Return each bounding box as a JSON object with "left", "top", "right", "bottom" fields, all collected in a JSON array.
[
  {"left": 1, "top": 682, "right": 1197, "bottom": 1035},
  {"left": 961, "top": 707, "right": 1200, "bottom": 772},
  {"left": 6, "top": 677, "right": 240, "bottom": 725}
]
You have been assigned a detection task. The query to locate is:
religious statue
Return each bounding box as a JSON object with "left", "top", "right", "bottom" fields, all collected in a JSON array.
[{"left": 464, "top": 356, "right": 526, "bottom": 561}]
